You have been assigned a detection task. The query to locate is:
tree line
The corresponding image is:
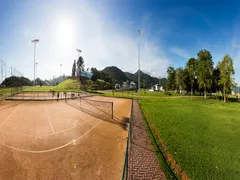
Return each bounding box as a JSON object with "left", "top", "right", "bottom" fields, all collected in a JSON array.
[{"left": 166, "top": 49, "right": 236, "bottom": 102}]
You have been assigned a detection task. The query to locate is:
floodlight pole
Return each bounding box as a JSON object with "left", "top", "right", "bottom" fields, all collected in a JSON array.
[
  {"left": 138, "top": 30, "right": 141, "bottom": 103},
  {"left": 36, "top": 62, "right": 38, "bottom": 83},
  {"left": 60, "top": 64, "right": 62, "bottom": 77},
  {"left": 31, "top": 39, "right": 39, "bottom": 86}
]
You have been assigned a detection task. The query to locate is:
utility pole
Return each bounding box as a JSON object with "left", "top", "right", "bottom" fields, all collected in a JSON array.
[
  {"left": 31, "top": 39, "right": 39, "bottom": 86},
  {"left": 138, "top": 30, "right": 141, "bottom": 103}
]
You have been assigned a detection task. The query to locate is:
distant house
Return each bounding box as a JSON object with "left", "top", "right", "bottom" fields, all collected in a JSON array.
[
  {"left": 152, "top": 84, "right": 164, "bottom": 91},
  {"left": 115, "top": 83, "right": 120, "bottom": 89},
  {"left": 123, "top": 81, "right": 130, "bottom": 90},
  {"left": 130, "top": 81, "right": 136, "bottom": 89},
  {"left": 122, "top": 81, "right": 136, "bottom": 90}
]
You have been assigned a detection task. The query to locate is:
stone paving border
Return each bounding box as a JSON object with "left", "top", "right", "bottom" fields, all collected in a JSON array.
[{"left": 127, "top": 100, "right": 166, "bottom": 180}]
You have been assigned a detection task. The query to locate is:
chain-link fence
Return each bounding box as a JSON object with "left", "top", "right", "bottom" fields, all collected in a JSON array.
[
  {"left": 0, "top": 59, "right": 23, "bottom": 86},
  {"left": 121, "top": 98, "right": 133, "bottom": 180}
]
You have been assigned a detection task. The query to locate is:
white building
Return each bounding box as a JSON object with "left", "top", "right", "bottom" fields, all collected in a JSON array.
[
  {"left": 130, "top": 81, "right": 136, "bottom": 89},
  {"left": 152, "top": 84, "right": 164, "bottom": 91},
  {"left": 122, "top": 81, "right": 130, "bottom": 90},
  {"left": 115, "top": 83, "right": 120, "bottom": 89}
]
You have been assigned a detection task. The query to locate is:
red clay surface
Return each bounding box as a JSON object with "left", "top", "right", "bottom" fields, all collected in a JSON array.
[{"left": 0, "top": 96, "right": 131, "bottom": 180}]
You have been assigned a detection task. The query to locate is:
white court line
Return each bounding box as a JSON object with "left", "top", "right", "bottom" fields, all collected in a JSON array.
[
  {"left": 0, "top": 106, "right": 19, "bottom": 129},
  {"left": 44, "top": 107, "right": 55, "bottom": 134},
  {"left": 0, "top": 119, "right": 102, "bottom": 153},
  {"left": 53, "top": 110, "right": 71, "bottom": 116},
  {"left": 0, "top": 119, "right": 88, "bottom": 137}
]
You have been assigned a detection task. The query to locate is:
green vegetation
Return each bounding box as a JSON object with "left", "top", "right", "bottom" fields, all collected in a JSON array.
[
  {"left": 141, "top": 98, "right": 240, "bottom": 180},
  {"left": 0, "top": 88, "right": 13, "bottom": 95},
  {"left": 23, "top": 86, "right": 55, "bottom": 92},
  {"left": 97, "top": 89, "right": 181, "bottom": 98},
  {"left": 23, "top": 79, "right": 82, "bottom": 92},
  {"left": 1, "top": 76, "right": 32, "bottom": 87},
  {"left": 166, "top": 49, "right": 236, "bottom": 102},
  {"left": 53, "top": 78, "right": 80, "bottom": 91}
]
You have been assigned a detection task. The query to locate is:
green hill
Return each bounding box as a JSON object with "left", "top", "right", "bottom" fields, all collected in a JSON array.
[
  {"left": 124, "top": 70, "right": 167, "bottom": 88},
  {"left": 54, "top": 78, "right": 80, "bottom": 91},
  {"left": 102, "top": 66, "right": 129, "bottom": 84}
]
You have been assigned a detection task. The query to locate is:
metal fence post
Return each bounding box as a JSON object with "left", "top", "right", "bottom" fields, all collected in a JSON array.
[{"left": 112, "top": 102, "right": 114, "bottom": 119}]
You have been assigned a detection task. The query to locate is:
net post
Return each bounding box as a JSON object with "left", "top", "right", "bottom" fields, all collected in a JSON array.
[
  {"left": 111, "top": 102, "right": 113, "bottom": 119},
  {"left": 80, "top": 95, "right": 81, "bottom": 107}
]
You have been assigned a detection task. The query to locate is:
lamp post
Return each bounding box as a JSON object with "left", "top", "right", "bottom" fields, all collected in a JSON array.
[
  {"left": 138, "top": 30, "right": 141, "bottom": 102},
  {"left": 31, "top": 39, "right": 39, "bottom": 86},
  {"left": 60, "top": 64, "right": 62, "bottom": 77},
  {"left": 36, "top": 62, "right": 38, "bottom": 85}
]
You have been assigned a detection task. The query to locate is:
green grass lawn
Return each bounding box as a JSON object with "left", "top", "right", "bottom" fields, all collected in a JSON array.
[
  {"left": 23, "top": 79, "right": 82, "bottom": 92},
  {"left": 0, "top": 88, "right": 12, "bottom": 95},
  {"left": 23, "top": 86, "right": 55, "bottom": 92},
  {"left": 97, "top": 89, "right": 181, "bottom": 98},
  {"left": 141, "top": 98, "right": 240, "bottom": 180}
]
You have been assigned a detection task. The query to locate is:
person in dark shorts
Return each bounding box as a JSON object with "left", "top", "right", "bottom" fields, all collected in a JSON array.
[{"left": 57, "top": 92, "right": 59, "bottom": 101}]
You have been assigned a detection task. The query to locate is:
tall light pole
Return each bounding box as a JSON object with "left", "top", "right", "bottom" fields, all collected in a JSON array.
[
  {"left": 60, "top": 64, "right": 62, "bottom": 77},
  {"left": 76, "top": 49, "right": 82, "bottom": 58},
  {"left": 138, "top": 30, "right": 141, "bottom": 102},
  {"left": 36, "top": 62, "right": 38, "bottom": 84},
  {"left": 31, "top": 39, "right": 39, "bottom": 86}
]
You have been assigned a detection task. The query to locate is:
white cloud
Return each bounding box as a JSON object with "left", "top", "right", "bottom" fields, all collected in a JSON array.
[
  {"left": 169, "top": 47, "right": 190, "bottom": 59},
  {"left": 4, "top": 1, "right": 170, "bottom": 80}
]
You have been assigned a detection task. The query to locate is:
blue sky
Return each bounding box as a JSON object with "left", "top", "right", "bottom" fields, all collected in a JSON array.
[{"left": 0, "top": 0, "right": 239, "bottom": 84}]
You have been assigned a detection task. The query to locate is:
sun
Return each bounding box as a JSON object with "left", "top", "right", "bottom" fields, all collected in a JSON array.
[{"left": 56, "top": 19, "right": 74, "bottom": 44}]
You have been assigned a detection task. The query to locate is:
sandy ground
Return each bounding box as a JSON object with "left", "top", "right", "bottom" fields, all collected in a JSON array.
[{"left": 0, "top": 97, "right": 131, "bottom": 180}]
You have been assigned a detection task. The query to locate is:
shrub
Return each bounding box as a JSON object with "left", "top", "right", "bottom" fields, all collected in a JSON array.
[{"left": 165, "top": 91, "right": 172, "bottom": 96}]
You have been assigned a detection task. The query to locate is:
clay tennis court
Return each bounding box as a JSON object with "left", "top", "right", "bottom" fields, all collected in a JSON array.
[{"left": 0, "top": 96, "right": 131, "bottom": 180}]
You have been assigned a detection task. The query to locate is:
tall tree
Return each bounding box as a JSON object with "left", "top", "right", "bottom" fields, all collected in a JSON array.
[
  {"left": 167, "top": 66, "right": 176, "bottom": 90},
  {"left": 186, "top": 58, "right": 197, "bottom": 95},
  {"left": 77, "top": 56, "right": 84, "bottom": 81},
  {"left": 72, "top": 60, "right": 76, "bottom": 77},
  {"left": 175, "top": 67, "right": 186, "bottom": 93},
  {"left": 212, "top": 68, "right": 221, "bottom": 94},
  {"left": 91, "top": 67, "right": 101, "bottom": 81},
  {"left": 218, "top": 54, "right": 235, "bottom": 102},
  {"left": 196, "top": 49, "right": 214, "bottom": 99}
]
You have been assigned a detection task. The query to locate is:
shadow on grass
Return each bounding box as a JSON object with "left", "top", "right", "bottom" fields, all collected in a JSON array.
[{"left": 208, "top": 96, "right": 240, "bottom": 103}]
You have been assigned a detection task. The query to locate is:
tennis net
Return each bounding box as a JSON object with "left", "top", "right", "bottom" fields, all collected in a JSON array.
[{"left": 66, "top": 96, "right": 113, "bottom": 120}]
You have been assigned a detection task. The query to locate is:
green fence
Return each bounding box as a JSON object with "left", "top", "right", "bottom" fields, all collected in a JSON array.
[{"left": 121, "top": 98, "right": 133, "bottom": 180}]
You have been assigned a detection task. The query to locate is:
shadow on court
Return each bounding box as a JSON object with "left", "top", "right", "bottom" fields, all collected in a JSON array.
[{"left": 66, "top": 102, "right": 129, "bottom": 131}]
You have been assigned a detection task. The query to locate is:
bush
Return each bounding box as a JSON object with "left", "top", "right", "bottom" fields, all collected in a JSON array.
[{"left": 165, "top": 91, "right": 172, "bottom": 96}]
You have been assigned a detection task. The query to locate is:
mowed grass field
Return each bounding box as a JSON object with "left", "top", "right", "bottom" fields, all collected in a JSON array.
[
  {"left": 23, "top": 79, "right": 81, "bottom": 92},
  {"left": 141, "top": 98, "right": 240, "bottom": 179},
  {"left": 0, "top": 88, "right": 13, "bottom": 95},
  {"left": 98, "top": 89, "right": 181, "bottom": 98}
]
